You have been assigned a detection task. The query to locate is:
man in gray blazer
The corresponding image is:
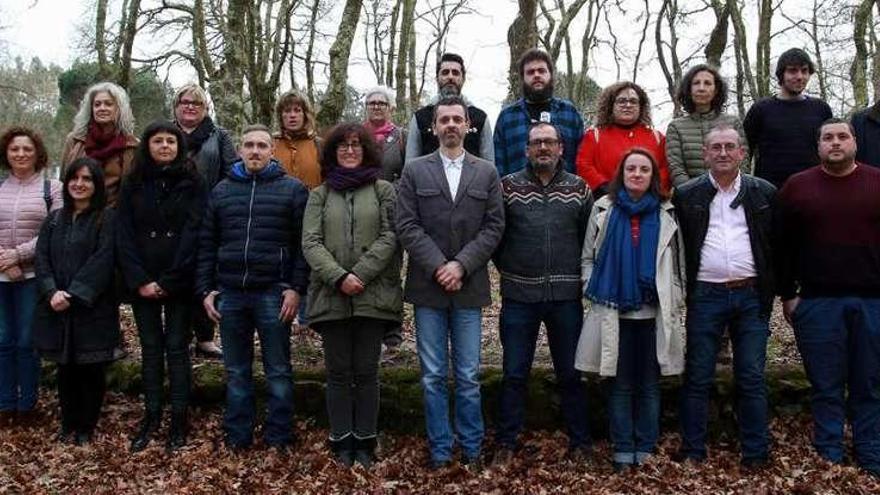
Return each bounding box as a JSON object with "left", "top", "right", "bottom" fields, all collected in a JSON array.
[{"left": 395, "top": 95, "right": 505, "bottom": 470}]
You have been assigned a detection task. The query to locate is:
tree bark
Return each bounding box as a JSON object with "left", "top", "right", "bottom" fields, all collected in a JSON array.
[
  {"left": 95, "top": 0, "right": 110, "bottom": 80},
  {"left": 116, "top": 0, "right": 142, "bottom": 89},
  {"left": 852, "top": 0, "right": 875, "bottom": 108},
  {"left": 394, "top": 0, "right": 416, "bottom": 119},
  {"left": 214, "top": 0, "right": 247, "bottom": 133},
  {"left": 316, "top": 0, "right": 363, "bottom": 129},
  {"left": 727, "top": 0, "right": 758, "bottom": 101},
  {"left": 755, "top": 0, "right": 773, "bottom": 98},
  {"left": 507, "top": 0, "right": 539, "bottom": 101},
  {"left": 704, "top": 0, "right": 729, "bottom": 68}
]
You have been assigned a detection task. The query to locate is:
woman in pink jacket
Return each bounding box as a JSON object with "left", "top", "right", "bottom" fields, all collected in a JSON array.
[{"left": 0, "top": 127, "right": 62, "bottom": 426}]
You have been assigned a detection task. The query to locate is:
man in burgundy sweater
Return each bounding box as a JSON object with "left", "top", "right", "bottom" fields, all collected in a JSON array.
[{"left": 776, "top": 118, "right": 880, "bottom": 478}]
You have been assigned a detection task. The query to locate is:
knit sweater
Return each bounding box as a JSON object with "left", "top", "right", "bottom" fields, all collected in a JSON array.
[
  {"left": 575, "top": 124, "right": 671, "bottom": 194},
  {"left": 743, "top": 96, "right": 832, "bottom": 188},
  {"left": 665, "top": 111, "right": 749, "bottom": 187},
  {"left": 0, "top": 173, "right": 63, "bottom": 280},
  {"left": 776, "top": 164, "right": 880, "bottom": 299}
]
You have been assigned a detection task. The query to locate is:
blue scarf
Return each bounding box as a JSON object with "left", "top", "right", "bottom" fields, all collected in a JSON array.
[{"left": 585, "top": 188, "right": 661, "bottom": 312}]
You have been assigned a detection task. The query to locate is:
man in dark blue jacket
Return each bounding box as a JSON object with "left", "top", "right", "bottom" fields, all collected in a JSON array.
[{"left": 196, "top": 124, "right": 309, "bottom": 451}]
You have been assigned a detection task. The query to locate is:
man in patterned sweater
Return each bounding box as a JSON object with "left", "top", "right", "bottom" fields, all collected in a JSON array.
[{"left": 491, "top": 122, "right": 593, "bottom": 465}]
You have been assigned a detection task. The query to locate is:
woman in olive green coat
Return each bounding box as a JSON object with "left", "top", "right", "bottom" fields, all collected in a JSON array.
[{"left": 302, "top": 122, "right": 402, "bottom": 469}]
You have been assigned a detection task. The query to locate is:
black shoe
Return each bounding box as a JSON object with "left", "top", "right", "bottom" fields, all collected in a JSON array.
[
  {"left": 353, "top": 437, "right": 378, "bottom": 469},
  {"left": 75, "top": 431, "right": 93, "bottom": 446},
  {"left": 461, "top": 453, "right": 483, "bottom": 472},
  {"left": 492, "top": 446, "right": 515, "bottom": 466},
  {"left": 55, "top": 427, "right": 75, "bottom": 444},
  {"left": 0, "top": 410, "right": 14, "bottom": 428},
  {"left": 429, "top": 458, "right": 452, "bottom": 470},
  {"left": 612, "top": 461, "right": 633, "bottom": 474},
  {"left": 568, "top": 445, "right": 594, "bottom": 464},
  {"left": 167, "top": 411, "right": 187, "bottom": 451},
  {"left": 741, "top": 456, "right": 770, "bottom": 470},
  {"left": 672, "top": 450, "right": 705, "bottom": 465},
  {"left": 329, "top": 436, "right": 355, "bottom": 467},
  {"left": 130, "top": 412, "right": 161, "bottom": 452}
]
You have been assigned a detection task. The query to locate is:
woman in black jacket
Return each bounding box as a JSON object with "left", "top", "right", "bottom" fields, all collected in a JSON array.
[
  {"left": 117, "top": 121, "right": 206, "bottom": 452},
  {"left": 33, "top": 158, "right": 119, "bottom": 445}
]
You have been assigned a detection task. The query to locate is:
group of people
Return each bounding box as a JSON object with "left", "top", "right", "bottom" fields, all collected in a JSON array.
[{"left": 1, "top": 44, "right": 879, "bottom": 479}]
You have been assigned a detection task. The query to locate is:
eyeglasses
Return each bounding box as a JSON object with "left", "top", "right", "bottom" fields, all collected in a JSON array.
[
  {"left": 338, "top": 142, "right": 363, "bottom": 152},
  {"left": 527, "top": 138, "right": 560, "bottom": 148},
  {"left": 366, "top": 101, "right": 389, "bottom": 108},
  {"left": 708, "top": 143, "right": 739, "bottom": 154},
  {"left": 614, "top": 97, "right": 640, "bottom": 107},
  {"left": 178, "top": 100, "right": 204, "bottom": 108}
]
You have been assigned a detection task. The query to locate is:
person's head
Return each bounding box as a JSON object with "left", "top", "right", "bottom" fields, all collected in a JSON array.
[
  {"left": 436, "top": 53, "right": 466, "bottom": 97},
  {"left": 71, "top": 81, "right": 135, "bottom": 138},
  {"left": 608, "top": 148, "right": 665, "bottom": 201},
  {"left": 525, "top": 122, "right": 563, "bottom": 174},
  {"left": 703, "top": 124, "right": 746, "bottom": 179},
  {"left": 275, "top": 90, "right": 316, "bottom": 135},
  {"left": 595, "top": 81, "right": 651, "bottom": 127},
  {"left": 775, "top": 48, "right": 815, "bottom": 97},
  {"left": 321, "top": 123, "right": 382, "bottom": 177},
  {"left": 364, "top": 86, "right": 396, "bottom": 125},
  {"left": 518, "top": 48, "right": 555, "bottom": 102},
  {"left": 239, "top": 124, "right": 275, "bottom": 173},
  {"left": 0, "top": 126, "right": 49, "bottom": 177},
  {"left": 817, "top": 118, "right": 857, "bottom": 171},
  {"left": 173, "top": 83, "right": 210, "bottom": 130},
  {"left": 131, "top": 120, "right": 190, "bottom": 182},
  {"left": 432, "top": 95, "right": 470, "bottom": 151},
  {"left": 677, "top": 64, "right": 728, "bottom": 114},
  {"left": 63, "top": 157, "right": 106, "bottom": 212}
]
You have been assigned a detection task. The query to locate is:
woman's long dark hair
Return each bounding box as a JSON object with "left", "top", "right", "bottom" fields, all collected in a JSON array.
[
  {"left": 320, "top": 122, "right": 382, "bottom": 180},
  {"left": 129, "top": 120, "right": 194, "bottom": 184},
  {"left": 62, "top": 157, "right": 107, "bottom": 213},
  {"left": 607, "top": 148, "right": 667, "bottom": 201}
]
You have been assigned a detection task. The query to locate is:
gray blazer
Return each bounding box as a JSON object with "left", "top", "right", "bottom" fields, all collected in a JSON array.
[{"left": 395, "top": 150, "right": 505, "bottom": 308}]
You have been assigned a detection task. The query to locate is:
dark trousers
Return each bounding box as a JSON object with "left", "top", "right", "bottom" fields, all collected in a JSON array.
[
  {"left": 794, "top": 297, "right": 880, "bottom": 469},
  {"left": 316, "top": 317, "right": 385, "bottom": 440},
  {"left": 131, "top": 298, "right": 193, "bottom": 414},
  {"left": 191, "top": 302, "right": 215, "bottom": 343},
  {"left": 57, "top": 362, "right": 107, "bottom": 434},
  {"left": 496, "top": 298, "right": 590, "bottom": 450}
]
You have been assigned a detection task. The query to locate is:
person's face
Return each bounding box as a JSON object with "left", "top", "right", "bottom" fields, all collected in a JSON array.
[
  {"left": 365, "top": 94, "right": 392, "bottom": 124},
  {"left": 281, "top": 104, "right": 305, "bottom": 133},
  {"left": 690, "top": 70, "right": 717, "bottom": 111},
  {"left": 148, "top": 132, "right": 179, "bottom": 166},
  {"left": 781, "top": 64, "right": 811, "bottom": 96},
  {"left": 68, "top": 166, "right": 95, "bottom": 203},
  {"left": 92, "top": 91, "right": 119, "bottom": 126},
  {"left": 175, "top": 91, "right": 207, "bottom": 129},
  {"left": 622, "top": 153, "right": 653, "bottom": 198},
  {"left": 818, "top": 123, "right": 857, "bottom": 166},
  {"left": 239, "top": 130, "right": 274, "bottom": 172},
  {"left": 703, "top": 129, "right": 744, "bottom": 176},
  {"left": 437, "top": 61, "right": 465, "bottom": 96},
  {"left": 6, "top": 135, "right": 38, "bottom": 176},
  {"left": 526, "top": 125, "right": 563, "bottom": 171},
  {"left": 612, "top": 88, "right": 641, "bottom": 126},
  {"left": 336, "top": 133, "right": 364, "bottom": 169},
  {"left": 432, "top": 104, "right": 469, "bottom": 149},
  {"left": 523, "top": 60, "right": 552, "bottom": 94}
]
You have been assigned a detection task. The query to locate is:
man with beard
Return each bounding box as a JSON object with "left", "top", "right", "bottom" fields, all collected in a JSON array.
[
  {"left": 491, "top": 122, "right": 592, "bottom": 465},
  {"left": 405, "top": 53, "right": 494, "bottom": 162},
  {"left": 396, "top": 95, "right": 505, "bottom": 470},
  {"left": 776, "top": 119, "right": 880, "bottom": 478},
  {"left": 743, "top": 48, "right": 832, "bottom": 188},
  {"left": 494, "top": 48, "right": 584, "bottom": 177}
]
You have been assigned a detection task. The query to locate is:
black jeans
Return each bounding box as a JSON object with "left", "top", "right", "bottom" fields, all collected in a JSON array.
[
  {"left": 58, "top": 362, "right": 107, "bottom": 434},
  {"left": 132, "top": 299, "right": 193, "bottom": 413},
  {"left": 316, "top": 317, "right": 385, "bottom": 440}
]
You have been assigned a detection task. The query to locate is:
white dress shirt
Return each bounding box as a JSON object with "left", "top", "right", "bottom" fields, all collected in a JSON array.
[
  {"left": 439, "top": 149, "right": 465, "bottom": 199},
  {"left": 696, "top": 172, "right": 757, "bottom": 283}
]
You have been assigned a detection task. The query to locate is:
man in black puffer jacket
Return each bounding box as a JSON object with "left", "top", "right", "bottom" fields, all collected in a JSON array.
[{"left": 196, "top": 124, "right": 309, "bottom": 451}]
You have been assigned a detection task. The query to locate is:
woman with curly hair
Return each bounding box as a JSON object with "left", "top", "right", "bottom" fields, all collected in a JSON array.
[
  {"left": 576, "top": 81, "right": 671, "bottom": 198},
  {"left": 666, "top": 64, "right": 748, "bottom": 187}
]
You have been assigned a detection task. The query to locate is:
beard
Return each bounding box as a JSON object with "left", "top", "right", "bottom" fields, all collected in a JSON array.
[
  {"left": 522, "top": 78, "right": 555, "bottom": 102},
  {"left": 530, "top": 157, "right": 558, "bottom": 175},
  {"left": 439, "top": 82, "right": 461, "bottom": 98}
]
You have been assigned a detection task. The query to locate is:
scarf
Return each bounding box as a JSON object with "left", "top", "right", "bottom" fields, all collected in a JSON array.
[
  {"left": 183, "top": 116, "right": 216, "bottom": 155},
  {"left": 84, "top": 122, "right": 128, "bottom": 162},
  {"left": 364, "top": 120, "right": 396, "bottom": 144},
  {"left": 585, "top": 188, "right": 661, "bottom": 312},
  {"left": 282, "top": 127, "right": 315, "bottom": 142},
  {"left": 324, "top": 165, "right": 381, "bottom": 192}
]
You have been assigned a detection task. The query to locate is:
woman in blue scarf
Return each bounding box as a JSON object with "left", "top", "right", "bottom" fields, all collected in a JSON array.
[{"left": 575, "top": 148, "right": 686, "bottom": 473}]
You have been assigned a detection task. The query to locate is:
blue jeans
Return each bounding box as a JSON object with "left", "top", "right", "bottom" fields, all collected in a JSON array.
[
  {"left": 793, "top": 297, "right": 880, "bottom": 469},
  {"left": 414, "top": 305, "right": 483, "bottom": 462},
  {"left": 0, "top": 279, "right": 39, "bottom": 412},
  {"left": 218, "top": 287, "right": 294, "bottom": 447},
  {"left": 680, "top": 282, "right": 770, "bottom": 462},
  {"left": 609, "top": 318, "right": 661, "bottom": 464},
  {"left": 496, "top": 298, "right": 590, "bottom": 449}
]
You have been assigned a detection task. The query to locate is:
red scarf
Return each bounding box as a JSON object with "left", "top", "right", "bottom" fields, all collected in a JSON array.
[
  {"left": 84, "top": 122, "right": 128, "bottom": 161},
  {"left": 363, "top": 120, "right": 396, "bottom": 144}
]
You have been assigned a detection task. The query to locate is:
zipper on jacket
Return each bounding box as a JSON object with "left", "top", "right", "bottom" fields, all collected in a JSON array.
[
  {"left": 241, "top": 176, "right": 257, "bottom": 288},
  {"left": 348, "top": 192, "right": 355, "bottom": 316}
]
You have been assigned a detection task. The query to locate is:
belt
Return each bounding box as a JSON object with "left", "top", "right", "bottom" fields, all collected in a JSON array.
[{"left": 718, "top": 278, "right": 756, "bottom": 289}]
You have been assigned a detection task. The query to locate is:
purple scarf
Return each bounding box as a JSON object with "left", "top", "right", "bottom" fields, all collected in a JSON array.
[{"left": 325, "top": 165, "right": 381, "bottom": 191}]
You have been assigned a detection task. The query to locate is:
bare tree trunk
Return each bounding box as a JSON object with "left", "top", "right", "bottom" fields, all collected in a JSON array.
[
  {"left": 305, "top": 0, "right": 321, "bottom": 103},
  {"left": 872, "top": 2, "right": 880, "bottom": 101},
  {"left": 316, "top": 0, "right": 363, "bottom": 128},
  {"left": 576, "top": 0, "right": 602, "bottom": 108},
  {"left": 214, "top": 0, "right": 247, "bottom": 133},
  {"left": 631, "top": 0, "right": 651, "bottom": 83},
  {"left": 852, "top": 0, "right": 875, "bottom": 108},
  {"left": 507, "top": 0, "right": 538, "bottom": 101},
  {"left": 655, "top": 0, "right": 682, "bottom": 116},
  {"left": 116, "top": 0, "right": 142, "bottom": 89},
  {"left": 385, "top": 0, "right": 403, "bottom": 87},
  {"left": 755, "top": 0, "right": 773, "bottom": 97},
  {"left": 95, "top": 0, "right": 110, "bottom": 80},
  {"left": 811, "top": 0, "right": 828, "bottom": 101},
  {"left": 408, "top": 25, "right": 418, "bottom": 111},
  {"left": 704, "top": 0, "right": 729, "bottom": 67},
  {"left": 733, "top": 32, "right": 746, "bottom": 116},
  {"left": 395, "top": 0, "right": 416, "bottom": 118},
  {"left": 727, "top": 0, "right": 758, "bottom": 101}
]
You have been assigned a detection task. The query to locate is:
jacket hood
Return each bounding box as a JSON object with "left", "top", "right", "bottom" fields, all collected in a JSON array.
[{"left": 228, "top": 159, "right": 286, "bottom": 182}]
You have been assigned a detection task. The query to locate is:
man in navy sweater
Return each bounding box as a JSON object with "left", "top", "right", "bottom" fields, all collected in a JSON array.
[
  {"left": 743, "top": 48, "right": 832, "bottom": 188},
  {"left": 776, "top": 118, "right": 880, "bottom": 478}
]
